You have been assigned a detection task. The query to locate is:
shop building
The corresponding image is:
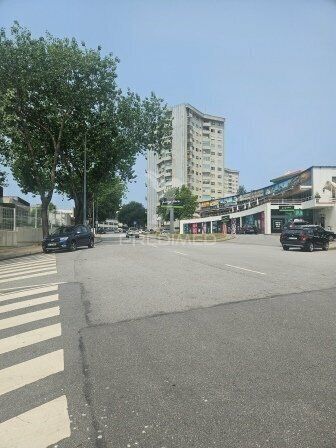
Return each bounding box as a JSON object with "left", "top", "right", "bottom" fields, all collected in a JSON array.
[{"left": 180, "top": 166, "right": 336, "bottom": 235}]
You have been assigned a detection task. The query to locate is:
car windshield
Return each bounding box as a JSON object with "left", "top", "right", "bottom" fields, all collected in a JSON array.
[{"left": 51, "top": 226, "right": 75, "bottom": 235}]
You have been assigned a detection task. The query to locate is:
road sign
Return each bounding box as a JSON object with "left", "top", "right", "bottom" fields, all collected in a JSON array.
[
  {"left": 279, "top": 205, "right": 295, "bottom": 211},
  {"left": 160, "top": 198, "right": 182, "bottom": 207}
]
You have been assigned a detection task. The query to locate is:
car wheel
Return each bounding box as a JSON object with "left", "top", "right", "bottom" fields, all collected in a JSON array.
[
  {"left": 88, "top": 239, "right": 94, "bottom": 249},
  {"left": 322, "top": 242, "right": 329, "bottom": 251},
  {"left": 307, "top": 242, "right": 314, "bottom": 252},
  {"left": 43, "top": 248, "right": 49, "bottom": 253},
  {"left": 283, "top": 246, "right": 289, "bottom": 251},
  {"left": 329, "top": 235, "right": 334, "bottom": 242},
  {"left": 69, "top": 240, "right": 77, "bottom": 251}
]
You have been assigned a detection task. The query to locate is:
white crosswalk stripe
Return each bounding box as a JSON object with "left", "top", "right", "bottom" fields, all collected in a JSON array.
[
  {"left": 0, "top": 254, "right": 57, "bottom": 284},
  {"left": 0, "top": 395, "right": 70, "bottom": 448},
  {"left": 0, "top": 255, "right": 71, "bottom": 447}
]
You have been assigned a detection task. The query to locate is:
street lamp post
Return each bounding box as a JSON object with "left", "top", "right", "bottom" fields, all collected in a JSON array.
[{"left": 83, "top": 132, "right": 87, "bottom": 226}]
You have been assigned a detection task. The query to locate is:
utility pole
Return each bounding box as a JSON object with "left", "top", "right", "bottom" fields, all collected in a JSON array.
[
  {"left": 83, "top": 132, "right": 87, "bottom": 226},
  {"left": 169, "top": 206, "right": 174, "bottom": 234}
]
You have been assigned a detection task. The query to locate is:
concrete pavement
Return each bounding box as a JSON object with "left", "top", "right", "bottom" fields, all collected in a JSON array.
[{"left": 0, "top": 234, "right": 335, "bottom": 447}]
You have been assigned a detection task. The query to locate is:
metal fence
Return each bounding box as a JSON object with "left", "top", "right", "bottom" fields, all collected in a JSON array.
[{"left": 0, "top": 205, "right": 42, "bottom": 231}]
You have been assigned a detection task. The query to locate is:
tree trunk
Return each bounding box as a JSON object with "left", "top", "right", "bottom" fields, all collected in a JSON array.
[
  {"left": 41, "top": 197, "right": 50, "bottom": 238},
  {"left": 74, "top": 194, "right": 83, "bottom": 225}
]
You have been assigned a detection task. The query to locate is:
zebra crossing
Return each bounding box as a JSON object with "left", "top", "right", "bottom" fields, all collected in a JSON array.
[
  {"left": 0, "top": 254, "right": 58, "bottom": 284},
  {"left": 0, "top": 254, "right": 71, "bottom": 448}
]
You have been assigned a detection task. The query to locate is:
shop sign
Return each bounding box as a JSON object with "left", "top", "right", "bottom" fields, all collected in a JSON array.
[
  {"left": 221, "top": 215, "right": 230, "bottom": 223},
  {"left": 279, "top": 205, "right": 295, "bottom": 211}
]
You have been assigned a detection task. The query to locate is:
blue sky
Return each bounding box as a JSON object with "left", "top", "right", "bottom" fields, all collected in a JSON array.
[{"left": 1, "top": 0, "right": 336, "bottom": 207}]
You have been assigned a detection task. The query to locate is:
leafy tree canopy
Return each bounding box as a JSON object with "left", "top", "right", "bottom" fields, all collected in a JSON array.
[
  {"left": 157, "top": 185, "right": 198, "bottom": 221},
  {"left": 118, "top": 201, "right": 146, "bottom": 228},
  {"left": 95, "top": 177, "right": 126, "bottom": 222},
  {"left": 237, "top": 185, "right": 247, "bottom": 195},
  {"left": 0, "top": 23, "right": 172, "bottom": 233}
]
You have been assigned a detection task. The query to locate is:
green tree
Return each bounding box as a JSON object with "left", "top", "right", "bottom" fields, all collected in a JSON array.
[
  {"left": 0, "top": 170, "right": 6, "bottom": 187},
  {"left": 0, "top": 23, "right": 172, "bottom": 234},
  {"left": 94, "top": 177, "right": 126, "bottom": 223},
  {"left": 57, "top": 91, "right": 171, "bottom": 224},
  {"left": 0, "top": 23, "right": 109, "bottom": 235},
  {"left": 48, "top": 202, "right": 56, "bottom": 212},
  {"left": 237, "top": 185, "right": 247, "bottom": 195},
  {"left": 157, "top": 185, "right": 198, "bottom": 221},
  {"left": 118, "top": 201, "right": 146, "bottom": 228}
]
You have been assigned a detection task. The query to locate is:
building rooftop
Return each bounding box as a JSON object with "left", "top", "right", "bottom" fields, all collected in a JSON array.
[
  {"left": 174, "top": 103, "right": 225, "bottom": 122},
  {"left": 270, "top": 170, "right": 303, "bottom": 184}
]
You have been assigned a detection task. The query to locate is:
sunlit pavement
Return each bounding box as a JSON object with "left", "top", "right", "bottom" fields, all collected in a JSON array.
[{"left": 1, "top": 235, "right": 335, "bottom": 447}]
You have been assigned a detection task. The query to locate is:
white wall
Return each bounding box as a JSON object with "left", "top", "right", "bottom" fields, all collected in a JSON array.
[
  {"left": 0, "top": 227, "right": 42, "bottom": 247},
  {"left": 312, "top": 167, "right": 336, "bottom": 199}
]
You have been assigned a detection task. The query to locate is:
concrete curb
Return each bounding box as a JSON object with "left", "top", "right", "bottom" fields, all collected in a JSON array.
[{"left": 0, "top": 246, "right": 42, "bottom": 262}]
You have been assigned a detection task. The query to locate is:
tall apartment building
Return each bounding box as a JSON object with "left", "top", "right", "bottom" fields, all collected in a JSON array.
[
  {"left": 224, "top": 168, "right": 239, "bottom": 195},
  {"left": 147, "top": 103, "right": 226, "bottom": 229}
]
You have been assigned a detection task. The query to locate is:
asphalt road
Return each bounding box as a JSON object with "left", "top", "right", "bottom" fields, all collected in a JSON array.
[{"left": 0, "top": 234, "right": 336, "bottom": 448}]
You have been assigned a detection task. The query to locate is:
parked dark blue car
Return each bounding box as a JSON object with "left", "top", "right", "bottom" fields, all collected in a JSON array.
[{"left": 42, "top": 225, "right": 94, "bottom": 253}]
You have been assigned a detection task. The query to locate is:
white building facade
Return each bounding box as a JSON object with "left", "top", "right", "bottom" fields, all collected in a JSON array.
[
  {"left": 147, "top": 103, "right": 238, "bottom": 229},
  {"left": 224, "top": 168, "right": 239, "bottom": 195},
  {"left": 180, "top": 166, "right": 336, "bottom": 235}
]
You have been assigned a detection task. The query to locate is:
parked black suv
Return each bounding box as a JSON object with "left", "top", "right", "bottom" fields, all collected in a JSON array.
[
  {"left": 42, "top": 225, "right": 94, "bottom": 253},
  {"left": 280, "top": 226, "right": 330, "bottom": 252}
]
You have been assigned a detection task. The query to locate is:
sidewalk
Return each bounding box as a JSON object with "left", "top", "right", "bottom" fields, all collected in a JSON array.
[{"left": 0, "top": 244, "right": 42, "bottom": 261}]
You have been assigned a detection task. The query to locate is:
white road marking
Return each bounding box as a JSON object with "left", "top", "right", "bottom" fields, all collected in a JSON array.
[
  {"left": 0, "top": 395, "right": 71, "bottom": 448},
  {"left": 0, "top": 294, "right": 59, "bottom": 314},
  {"left": 0, "top": 261, "right": 56, "bottom": 275},
  {"left": 0, "top": 306, "right": 60, "bottom": 330},
  {"left": 0, "top": 265, "right": 56, "bottom": 280},
  {"left": 0, "top": 284, "right": 58, "bottom": 301},
  {"left": 225, "top": 263, "right": 266, "bottom": 275},
  {"left": 0, "top": 256, "right": 55, "bottom": 268},
  {"left": 0, "top": 349, "right": 64, "bottom": 396},
  {"left": 174, "top": 251, "right": 188, "bottom": 256},
  {"left": 0, "top": 270, "right": 57, "bottom": 284},
  {"left": 0, "top": 323, "right": 62, "bottom": 355},
  {"left": 0, "top": 255, "right": 55, "bottom": 266}
]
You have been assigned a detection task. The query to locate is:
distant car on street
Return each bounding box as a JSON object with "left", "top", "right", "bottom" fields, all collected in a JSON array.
[
  {"left": 97, "top": 228, "right": 106, "bottom": 234},
  {"left": 240, "top": 225, "right": 258, "bottom": 234},
  {"left": 283, "top": 219, "right": 310, "bottom": 230},
  {"left": 280, "top": 226, "right": 330, "bottom": 252},
  {"left": 42, "top": 225, "right": 94, "bottom": 253},
  {"left": 126, "top": 227, "right": 140, "bottom": 238}
]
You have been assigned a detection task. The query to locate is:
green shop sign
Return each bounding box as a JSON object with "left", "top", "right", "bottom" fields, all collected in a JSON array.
[{"left": 279, "top": 205, "right": 295, "bottom": 211}]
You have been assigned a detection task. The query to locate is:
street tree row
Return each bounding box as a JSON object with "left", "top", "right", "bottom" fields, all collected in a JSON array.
[{"left": 0, "top": 23, "right": 172, "bottom": 235}]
